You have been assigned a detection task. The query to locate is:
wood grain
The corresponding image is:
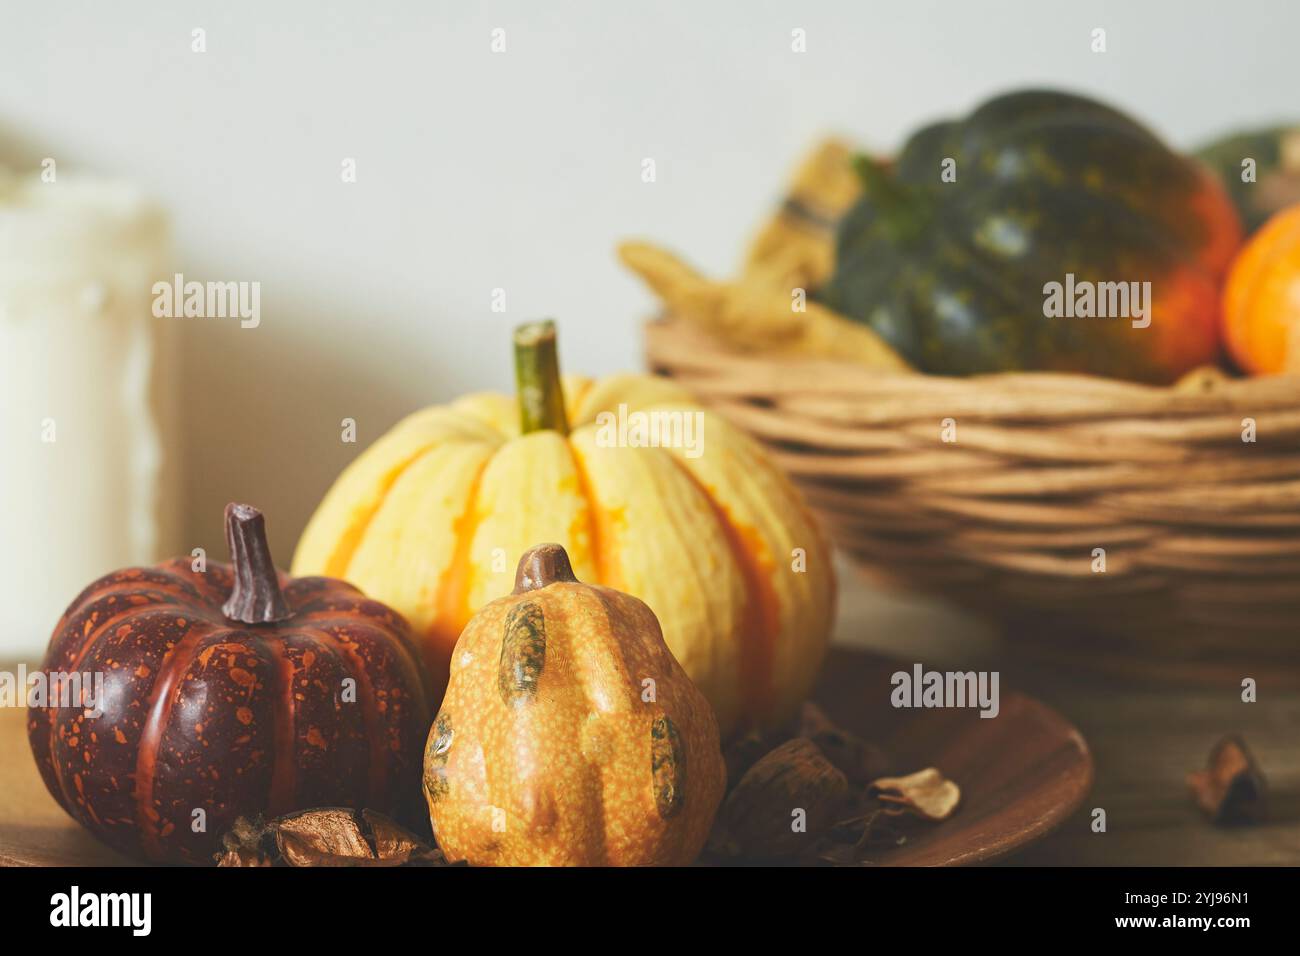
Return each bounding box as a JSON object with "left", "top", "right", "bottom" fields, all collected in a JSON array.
[
  {"left": 1002, "top": 668, "right": 1300, "bottom": 866},
  {"left": 811, "top": 651, "right": 1092, "bottom": 866}
]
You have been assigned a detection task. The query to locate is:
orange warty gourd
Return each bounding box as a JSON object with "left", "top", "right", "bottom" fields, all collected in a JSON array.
[
  {"left": 292, "top": 321, "right": 835, "bottom": 737},
  {"left": 1223, "top": 203, "right": 1300, "bottom": 374},
  {"left": 424, "top": 543, "right": 726, "bottom": 865}
]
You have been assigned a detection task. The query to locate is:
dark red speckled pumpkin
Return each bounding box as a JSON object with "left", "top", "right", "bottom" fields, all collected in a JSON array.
[{"left": 27, "top": 503, "right": 430, "bottom": 864}]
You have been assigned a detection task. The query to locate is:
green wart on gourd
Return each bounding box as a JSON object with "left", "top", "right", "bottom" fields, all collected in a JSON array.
[
  {"left": 651, "top": 715, "right": 686, "bottom": 819},
  {"left": 425, "top": 542, "right": 726, "bottom": 865},
  {"left": 499, "top": 602, "right": 546, "bottom": 704},
  {"left": 424, "top": 712, "right": 454, "bottom": 802}
]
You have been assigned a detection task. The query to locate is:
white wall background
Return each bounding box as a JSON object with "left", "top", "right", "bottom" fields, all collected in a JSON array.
[{"left": 2, "top": 0, "right": 1297, "bottom": 652}]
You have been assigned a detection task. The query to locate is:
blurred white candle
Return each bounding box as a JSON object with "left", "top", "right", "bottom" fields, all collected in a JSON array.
[{"left": 0, "top": 166, "right": 176, "bottom": 661}]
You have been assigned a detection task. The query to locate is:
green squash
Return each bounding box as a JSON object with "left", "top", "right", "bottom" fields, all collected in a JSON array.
[
  {"left": 1197, "top": 125, "right": 1300, "bottom": 234},
  {"left": 821, "top": 90, "right": 1243, "bottom": 383}
]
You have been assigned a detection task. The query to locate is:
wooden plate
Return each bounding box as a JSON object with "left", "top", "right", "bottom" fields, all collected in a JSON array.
[
  {"left": 0, "top": 648, "right": 1091, "bottom": 866},
  {"left": 809, "top": 648, "right": 1093, "bottom": 865}
]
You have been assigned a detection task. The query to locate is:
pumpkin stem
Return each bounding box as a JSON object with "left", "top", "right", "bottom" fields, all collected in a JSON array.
[
  {"left": 222, "top": 503, "right": 292, "bottom": 624},
  {"left": 514, "top": 320, "right": 569, "bottom": 436},
  {"left": 513, "top": 543, "right": 579, "bottom": 593},
  {"left": 852, "top": 155, "right": 929, "bottom": 244}
]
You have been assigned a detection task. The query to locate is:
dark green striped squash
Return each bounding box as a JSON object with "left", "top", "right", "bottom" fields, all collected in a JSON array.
[{"left": 822, "top": 89, "right": 1244, "bottom": 383}]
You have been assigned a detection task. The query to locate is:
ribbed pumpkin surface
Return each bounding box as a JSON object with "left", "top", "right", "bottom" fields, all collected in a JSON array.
[
  {"left": 27, "top": 559, "right": 429, "bottom": 863},
  {"left": 293, "top": 373, "right": 835, "bottom": 736}
]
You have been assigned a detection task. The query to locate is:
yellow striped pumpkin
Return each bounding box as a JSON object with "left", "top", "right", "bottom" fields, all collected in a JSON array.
[{"left": 291, "top": 322, "right": 834, "bottom": 736}]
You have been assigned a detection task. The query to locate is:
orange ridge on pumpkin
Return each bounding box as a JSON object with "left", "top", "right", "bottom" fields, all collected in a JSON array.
[
  {"left": 54, "top": 603, "right": 176, "bottom": 702},
  {"left": 295, "top": 609, "right": 429, "bottom": 711},
  {"left": 160, "top": 561, "right": 233, "bottom": 606},
  {"left": 664, "top": 456, "right": 781, "bottom": 727},
  {"left": 37, "top": 602, "right": 182, "bottom": 798},
  {"left": 48, "top": 574, "right": 199, "bottom": 643},
  {"left": 299, "top": 625, "right": 389, "bottom": 809},
  {"left": 557, "top": 471, "right": 597, "bottom": 570},
  {"left": 266, "top": 638, "right": 298, "bottom": 816},
  {"left": 568, "top": 443, "right": 625, "bottom": 591},
  {"left": 425, "top": 460, "right": 490, "bottom": 697},
  {"left": 132, "top": 622, "right": 219, "bottom": 860}
]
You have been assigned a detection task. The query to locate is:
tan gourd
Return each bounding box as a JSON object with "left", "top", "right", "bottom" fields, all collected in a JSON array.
[{"left": 425, "top": 543, "right": 726, "bottom": 865}]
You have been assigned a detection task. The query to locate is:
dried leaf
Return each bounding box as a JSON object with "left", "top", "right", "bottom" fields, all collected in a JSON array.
[
  {"left": 275, "top": 808, "right": 375, "bottom": 865},
  {"left": 1188, "top": 735, "right": 1266, "bottom": 825},
  {"left": 215, "top": 847, "right": 273, "bottom": 867},
  {"left": 836, "top": 805, "right": 907, "bottom": 848},
  {"left": 214, "top": 814, "right": 276, "bottom": 867},
  {"left": 215, "top": 808, "right": 447, "bottom": 867},
  {"left": 362, "top": 809, "right": 431, "bottom": 861},
  {"left": 869, "top": 768, "right": 961, "bottom": 821}
]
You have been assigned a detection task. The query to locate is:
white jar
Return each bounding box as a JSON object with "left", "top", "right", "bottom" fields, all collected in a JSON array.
[{"left": 0, "top": 167, "right": 177, "bottom": 662}]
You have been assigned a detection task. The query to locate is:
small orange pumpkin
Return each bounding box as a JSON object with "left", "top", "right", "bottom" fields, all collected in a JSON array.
[
  {"left": 1223, "top": 203, "right": 1300, "bottom": 374},
  {"left": 424, "top": 543, "right": 725, "bottom": 866}
]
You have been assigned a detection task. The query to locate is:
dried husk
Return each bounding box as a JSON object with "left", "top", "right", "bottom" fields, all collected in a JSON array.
[
  {"left": 215, "top": 808, "right": 447, "bottom": 867},
  {"left": 796, "top": 702, "right": 892, "bottom": 784},
  {"left": 1188, "top": 734, "right": 1267, "bottom": 824},
  {"left": 723, "top": 730, "right": 771, "bottom": 788},
  {"left": 722, "top": 702, "right": 890, "bottom": 791},
  {"left": 708, "top": 705, "right": 966, "bottom": 864},
  {"left": 711, "top": 737, "right": 850, "bottom": 861}
]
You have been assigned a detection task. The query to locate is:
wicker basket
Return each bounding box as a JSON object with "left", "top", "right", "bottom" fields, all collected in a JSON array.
[{"left": 647, "top": 318, "right": 1300, "bottom": 678}]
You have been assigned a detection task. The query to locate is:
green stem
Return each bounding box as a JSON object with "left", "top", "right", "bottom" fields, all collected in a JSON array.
[
  {"left": 513, "top": 320, "right": 569, "bottom": 436},
  {"left": 852, "top": 154, "right": 929, "bottom": 244}
]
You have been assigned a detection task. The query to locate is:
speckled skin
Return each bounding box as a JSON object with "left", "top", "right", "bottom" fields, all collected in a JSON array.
[
  {"left": 425, "top": 546, "right": 726, "bottom": 866},
  {"left": 27, "top": 559, "right": 430, "bottom": 864}
]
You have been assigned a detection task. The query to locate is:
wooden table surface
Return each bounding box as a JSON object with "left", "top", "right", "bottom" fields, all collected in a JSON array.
[
  {"left": 4, "top": 561, "right": 1297, "bottom": 866},
  {"left": 831, "top": 564, "right": 1300, "bottom": 866}
]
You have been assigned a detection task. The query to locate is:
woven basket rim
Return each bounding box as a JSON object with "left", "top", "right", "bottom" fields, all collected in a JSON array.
[
  {"left": 645, "top": 317, "right": 1300, "bottom": 410},
  {"left": 645, "top": 317, "right": 1300, "bottom": 673}
]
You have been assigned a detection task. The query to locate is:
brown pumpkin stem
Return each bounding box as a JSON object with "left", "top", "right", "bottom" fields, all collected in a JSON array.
[
  {"left": 514, "top": 320, "right": 569, "bottom": 436},
  {"left": 513, "top": 543, "right": 579, "bottom": 593},
  {"left": 222, "top": 503, "right": 292, "bottom": 624}
]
